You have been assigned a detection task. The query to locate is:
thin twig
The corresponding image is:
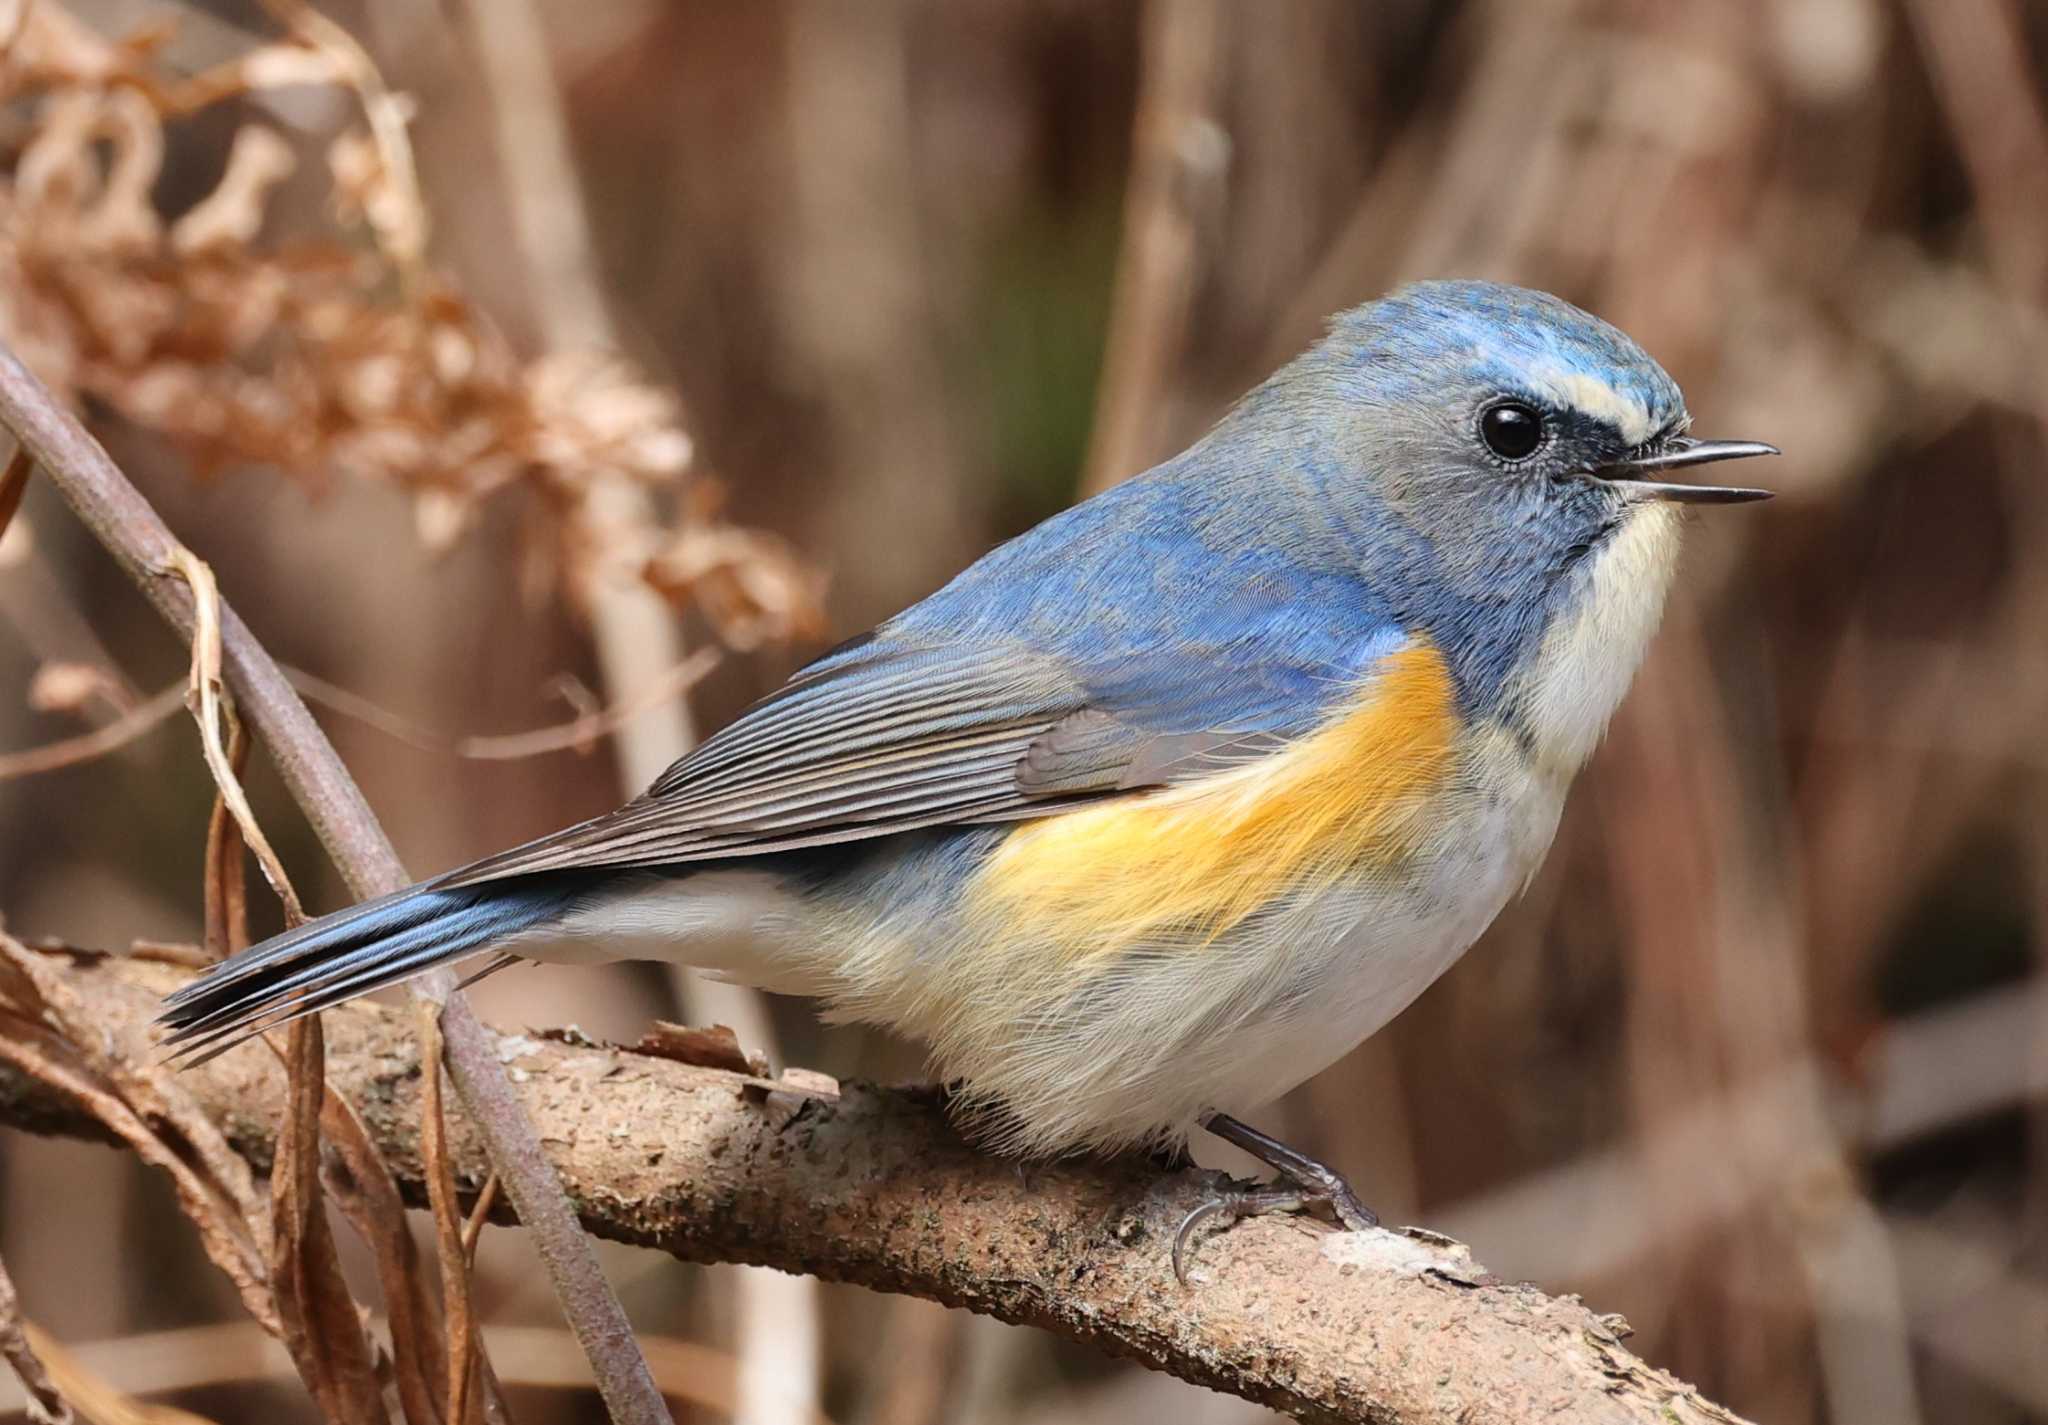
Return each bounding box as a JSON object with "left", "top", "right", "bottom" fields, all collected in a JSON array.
[
  {"left": 0, "top": 937, "right": 279, "bottom": 1338},
  {"left": 0, "top": 337, "right": 671, "bottom": 1425},
  {"left": 20, "top": 1323, "right": 216, "bottom": 1425},
  {"left": 0, "top": 650, "right": 721, "bottom": 783},
  {"left": 456, "top": 1, "right": 796, "bottom": 1418},
  {"left": 461, "top": 1175, "right": 500, "bottom": 1264},
  {"left": 0, "top": 446, "right": 29, "bottom": 545},
  {"left": 284, "top": 648, "right": 721, "bottom": 761},
  {"left": 0, "top": 683, "right": 184, "bottom": 780}
]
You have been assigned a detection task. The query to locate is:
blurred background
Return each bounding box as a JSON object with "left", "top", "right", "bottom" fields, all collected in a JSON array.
[{"left": 1, "top": 0, "right": 2045, "bottom": 1421}]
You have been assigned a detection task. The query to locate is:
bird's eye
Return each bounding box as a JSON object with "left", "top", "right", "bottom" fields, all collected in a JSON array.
[{"left": 1480, "top": 402, "right": 1544, "bottom": 460}]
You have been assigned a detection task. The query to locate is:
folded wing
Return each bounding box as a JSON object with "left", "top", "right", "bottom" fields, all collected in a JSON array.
[{"left": 439, "top": 637, "right": 1144, "bottom": 885}]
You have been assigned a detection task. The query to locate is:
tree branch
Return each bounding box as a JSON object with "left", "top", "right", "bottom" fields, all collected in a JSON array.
[
  {"left": 0, "top": 949, "right": 1752, "bottom": 1425},
  {"left": 0, "top": 340, "right": 671, "bottom": 1424},
  {"left": 1076, "top": 0, "right": 1226, "bottom": 498}
]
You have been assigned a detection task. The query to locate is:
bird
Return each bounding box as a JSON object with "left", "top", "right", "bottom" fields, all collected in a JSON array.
[{"left": 159, "top": 279, "right": 1776, "bottom": 1280}]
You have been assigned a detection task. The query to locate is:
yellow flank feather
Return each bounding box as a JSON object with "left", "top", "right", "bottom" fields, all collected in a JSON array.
[{"left": 968, "top": 641, "right": 1461, "bottom": 959}]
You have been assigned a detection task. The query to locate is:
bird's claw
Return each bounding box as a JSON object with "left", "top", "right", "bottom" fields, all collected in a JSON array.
[
  {"left": 1171, "top": 1176, "right": 1379, "bottom": 1287},
  {"left": 1289, "top": 1158, "right": 1378, "bottom": 1232},
  {"left": 1171, "top": 1111, "right": 1379, "bottom": 1285}
]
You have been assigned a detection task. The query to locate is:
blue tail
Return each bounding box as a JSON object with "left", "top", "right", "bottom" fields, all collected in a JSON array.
[{"left": 157, "top": 874, "right": 598, "bottom": 1062}]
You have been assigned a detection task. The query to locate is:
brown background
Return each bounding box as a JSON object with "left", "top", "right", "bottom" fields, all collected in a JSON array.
[{"left": 3, "top": 1, "right": 2045, "bottom": 1421}]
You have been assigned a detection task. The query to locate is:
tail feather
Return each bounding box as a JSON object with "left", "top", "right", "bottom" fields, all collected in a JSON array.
[{"left": 157, "top": 875, "right": 593, "bottom": 1062}]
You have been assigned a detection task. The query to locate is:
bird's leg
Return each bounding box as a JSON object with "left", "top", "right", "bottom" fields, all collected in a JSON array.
[
  {"left": 1200, "top": 1112, "right": 1378, "bottom": 1229},
  {"left": 1172, "top": 1110, "right": 1378, "bottom": 1285}
]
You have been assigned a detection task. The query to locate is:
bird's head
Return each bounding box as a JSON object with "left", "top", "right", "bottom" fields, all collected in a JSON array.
[
  {"left": 1207, "top": 279, "right": 1776, "bottom": 733},
  {"left": 1220, "top": 279, "right": 1772, "bottom": 608},
  {"left": 1292, "top": 280, "right": 1776, "bottom": 583}
]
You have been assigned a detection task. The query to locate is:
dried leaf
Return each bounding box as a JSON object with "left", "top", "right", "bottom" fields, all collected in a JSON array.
[
  {"left": 22, "top": 1322, "right": 219, "bottom": 1425},
  {"left": 200, "top": 706, "right": 252, "bottom": 962},
  {"left": 24, "top": 661, "right": 123, "bottom": 717},
  {"left": 0, "top": 0, "right": 820, "bottom": 689},
  {"left": 171, "top": 126, "right": 296, "bottom": 255},
  {"left": 525, "top": 351, "right": 693, "bottom": 482},
  {"left": 237, "top": 41, "right": 350, "bottom": 93},
  {"left": 643, "top": 524, "right": 828, "bottom": 651},
  {"left": 417, "top": 1005, "right": 485, "bottom": 1425},
  {"left": 319, "top": 1078, "right": 452, "bottom": 1425},
  {"left": 325, "top": 127, "right": 415, "bottom": 258},
  {"left": 632, "top": 1021, "right": 770, "bottom": 1078},
  {"left": 163, "top": 548, "right": 305, "bottom": 924},
  {"left": 270, "top": 1017, "right": 387, "bottom": 1425},
  {"left": 0, "top": 933, "right": 279, "bottom": 1335},
  {"left": 74, "top": 88, "right": 162, "bottom": 254},
  {"left": 3, "top": 2, "right": 136, "bottom": 90},
  {"left": 0, "top": 1253, "right": 75, "bottom": 1425}
]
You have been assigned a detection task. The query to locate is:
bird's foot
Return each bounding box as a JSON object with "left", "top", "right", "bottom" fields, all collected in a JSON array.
[{"left": 1171, "top": 1111, "right": 1378, "bottom": 1286}]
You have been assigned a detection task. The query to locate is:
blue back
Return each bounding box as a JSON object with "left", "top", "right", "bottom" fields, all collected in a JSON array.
[{"left": 868, "top": 279, "right": 1686, "bottom": 735}]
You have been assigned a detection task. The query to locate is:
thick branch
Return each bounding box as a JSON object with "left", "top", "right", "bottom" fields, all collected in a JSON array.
[{"left": 0, "top": 952, "right": 1751, "bottom": 1425}]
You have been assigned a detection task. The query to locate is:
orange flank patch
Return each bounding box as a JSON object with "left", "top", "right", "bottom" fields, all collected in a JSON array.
[{"left": 970, "top": 641, "right": 1462, "bottom": 957}]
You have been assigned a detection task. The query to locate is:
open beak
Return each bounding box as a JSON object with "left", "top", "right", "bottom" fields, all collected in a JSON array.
[{"left": 1594, "top": 437, "right": 1779, "bottom": 505}]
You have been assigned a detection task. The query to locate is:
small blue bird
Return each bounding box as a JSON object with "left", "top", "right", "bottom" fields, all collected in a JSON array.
[{"left": 160, "top": 280, "right": 1774, "bottom": 1276}]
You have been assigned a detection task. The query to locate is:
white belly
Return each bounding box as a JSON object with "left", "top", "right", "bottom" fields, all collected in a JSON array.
[
  {"left": 1136, "top": 731, "right": 1568, "bottom": 1133},
  {"left": 890, "top": 725, "right": 1572, "bottom": 1156},
  {"left": 528, "top": 725, "right": 1572, "bottom": 1158}
]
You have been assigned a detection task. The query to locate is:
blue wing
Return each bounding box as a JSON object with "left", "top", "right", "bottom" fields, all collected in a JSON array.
[{"left": 442, "top": 471, "right": 1412, "bottom": 886}]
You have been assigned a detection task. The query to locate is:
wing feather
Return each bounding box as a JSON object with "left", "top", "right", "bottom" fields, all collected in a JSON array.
[
  {"left": 438, "top": 641, "right": 1102, "bottom": 886},
  {"left": 432, "top": 618, "right": 1416, "bottom": 891}
]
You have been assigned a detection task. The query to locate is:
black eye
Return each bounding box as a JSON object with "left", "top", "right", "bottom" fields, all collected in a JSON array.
[{"left": 1480, "top": 402, "right": 1544, "bottom": 460}]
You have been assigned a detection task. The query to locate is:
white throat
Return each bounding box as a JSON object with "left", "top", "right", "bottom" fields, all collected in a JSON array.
[{"left": 1513, "top": 503, "right": 1682, "bottom": 776}]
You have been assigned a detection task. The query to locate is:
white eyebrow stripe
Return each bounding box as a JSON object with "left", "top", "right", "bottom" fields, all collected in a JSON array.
[{"left": 1528, "top": 367, "right": 1658, "bottom": 446}]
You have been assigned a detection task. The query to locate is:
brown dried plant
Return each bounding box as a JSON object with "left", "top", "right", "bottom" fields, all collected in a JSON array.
[{"left": 0, "top": 0, "right": 823, "bottom": 651}]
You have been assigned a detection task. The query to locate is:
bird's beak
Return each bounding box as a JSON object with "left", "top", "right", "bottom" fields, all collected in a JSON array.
[{"left": 1594, "top": 437, "right": 1779, "bottom": 504}]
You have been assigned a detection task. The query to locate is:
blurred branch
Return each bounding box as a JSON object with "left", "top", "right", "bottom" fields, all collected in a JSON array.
[
  {"left": 0, "top": 338, "right": 673, "bottom": 1425},
  {"left": 0, "top": 342, "right": 405, "bottom": 885},
  {"left": 459, "top": 0, "right": 698, "bottom": 788},
  {"left": 329, "top": 650, "right": 719, "bottom": 762},
  {"left": 0, "top": 652, "right": 723, "bottom": 782},
  {"left": 18, "top": 1322, "right": 217, "bottom": 1425},
  {"left": 0, "top": 948, "right": 1755, "bottom": 1425},
  {"left": 0, "top": 1320, "right": 838, "bottom": 1423},
  {"left": 0, "top": 682, "right": 184, "bottom": 780},
  {"left": 456, "top": 2, "right": 817, "bottom": 1420},
  {"left": 0, "top": 1248, "right": 74, "bottom": 1425},
  {"left": 1905, "top": 0, "right": 2048, "bottom": 300},
  {"left": 1078, "top": 0, "right": 1226, "bottom": 497}
]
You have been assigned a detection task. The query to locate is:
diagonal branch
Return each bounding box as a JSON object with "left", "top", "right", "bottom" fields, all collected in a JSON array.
[
  {"left": 0, "top": 948, "right": 1753, "bottom": 1425},
  {"left": 0, "top": 340, "right": 671, "bottom": 1425}
]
